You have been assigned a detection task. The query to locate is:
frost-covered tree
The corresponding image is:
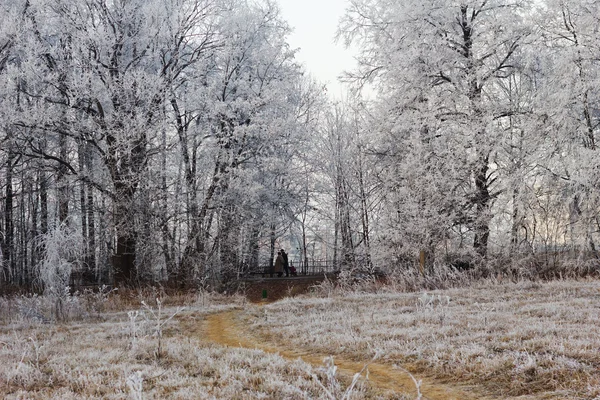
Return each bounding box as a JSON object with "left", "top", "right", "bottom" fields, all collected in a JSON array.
[
  {"left": 533, "top": 0, "right": 600, "bottom": 256},
  {"left": 340, "top": 0, "right": 534, "bottom": 268},
  {"left": 315, "top": 99, "right": 380, "bottom": 271},
  {"left": 0, "top": 0, "right": 35, "bottom": 286},
  {"left": 163, "top": 0, "right": 309, "bottom": 285},
  {"left": 0, "top": 0, "right": 311, "bottom": 289}
]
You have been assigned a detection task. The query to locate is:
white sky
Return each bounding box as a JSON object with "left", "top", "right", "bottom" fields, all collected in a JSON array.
[{"left": 276, "top": 0, "right": 357, "bottom": 98}]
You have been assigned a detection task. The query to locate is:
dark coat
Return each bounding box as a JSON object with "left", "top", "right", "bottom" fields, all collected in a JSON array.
[
  {"left": 274, "top": 254, "right": 284, "bottom": 273},
  {"left": 281, "top": 250, "right": 289, "bottom": 269}
]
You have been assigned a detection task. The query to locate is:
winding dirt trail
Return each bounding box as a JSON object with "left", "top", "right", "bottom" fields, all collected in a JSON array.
[{"left": 201, "top": 308, "right": 494, "bottom": 400}]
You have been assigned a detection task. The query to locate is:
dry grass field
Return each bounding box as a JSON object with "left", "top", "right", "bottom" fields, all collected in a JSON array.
[
  {"left": 245, "top": 279, "right": 600, "bottom": 399},
  {"left": 1, "top": 279, "right": 599, "bottom": 399},
  {"left": 0, "top": 290, "right": 372, "bottom": 399}
]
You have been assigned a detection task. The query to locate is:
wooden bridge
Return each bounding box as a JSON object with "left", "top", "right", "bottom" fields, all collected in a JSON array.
[{"left": 242, "top": 259, "right": 339, "bottom": 278}]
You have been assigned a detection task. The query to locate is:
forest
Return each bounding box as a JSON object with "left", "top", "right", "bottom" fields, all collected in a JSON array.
[{"left": 0, "top": 0, "right": 599, "bottom": 293}]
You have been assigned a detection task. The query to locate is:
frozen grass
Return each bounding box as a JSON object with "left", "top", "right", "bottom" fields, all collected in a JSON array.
[
  {"left": 0, "top": 286, "right": 248, "bottom": 326},
  {"left": 245, "top": 279, "right": 600, "bottom": 399},
  {"left": 0, "top": 291, "right": 370, "bottom": 399},
  {"left": 3, "top": 279, "right": 600, "bottom": 399}
]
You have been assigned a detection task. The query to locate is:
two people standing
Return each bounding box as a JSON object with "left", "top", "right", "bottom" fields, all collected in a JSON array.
[{"left": 273, "top": 248, "right": 290, "bottom": 278}]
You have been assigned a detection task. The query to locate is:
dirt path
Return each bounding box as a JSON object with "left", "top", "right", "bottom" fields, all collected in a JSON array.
[{"left": 201, "top": 309, "right": 493, "bottom": 400}]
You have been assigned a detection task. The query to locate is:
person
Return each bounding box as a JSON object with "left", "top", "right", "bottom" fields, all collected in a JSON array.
[
  {"left": 289, "top": 262, "right": 297, "bottom": 277},
  {"left": 281, "top": 248, "right": 290, "bottom": 277},
  {"left": 274, "top": 250, "right": 284, "bottom": 278}
]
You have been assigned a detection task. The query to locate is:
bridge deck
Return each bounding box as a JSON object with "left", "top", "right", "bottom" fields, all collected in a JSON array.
[{"left": 242, "top": 263, "right": 339, "bottom": 279}]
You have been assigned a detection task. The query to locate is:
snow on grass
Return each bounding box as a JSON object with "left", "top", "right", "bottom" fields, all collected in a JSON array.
[
  {"left": 3, "top": 279, "right": 600, "bottom": 399},
  {"left": 0, "top": 292, "right": 368, "bottom": 399},
  {"left": 245, "top": 279, "right": 600, "bottom": 398}
]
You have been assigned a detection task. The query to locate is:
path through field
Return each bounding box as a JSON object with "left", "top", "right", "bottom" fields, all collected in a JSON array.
[{"left": 200, "top": 308, "right": 492, "bottom": 400}]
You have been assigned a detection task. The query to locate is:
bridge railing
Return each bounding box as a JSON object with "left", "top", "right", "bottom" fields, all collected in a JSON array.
[
  {"left": 244, "top": 259, "right": 339, "bottom": 277},
  {"left": 293, "top": 259, "right": 339, "bottom": 275}
]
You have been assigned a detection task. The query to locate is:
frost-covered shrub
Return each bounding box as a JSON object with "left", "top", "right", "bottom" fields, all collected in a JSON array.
[
  {"left": 15, "top": 294, "right": 50, "bottom": 324},
  {"left": 309, "top": 275, "right": 336, "bottom": 297},
  {"left": 313, "top": 356, "right": 368, "bottom": 400},
  {"left": 335, "top": 270, "right": 355, "bottom": 293},
  {"left": 12, "top": 290, "right": 87, "bottom": 323},
  {"left": 126, "top": 370, "right": 144, "bottom": 400},
  {"left": 33, "top": 225, "right": 86, "bottom": 321},
  {"left": 0, "top": 296, "right": 18, "bottom": 324},
  {"left": 385, "top": 263, "right": 471, "bottom": 292},
  {"left": 79, "top": 285, "right": 114, "bottom": 317},
  {"left": 124, "top": 298, "right": 185, "bottom": 361},
  {"left": 37, "top": 224, "right": 83, "bottom": 297}
]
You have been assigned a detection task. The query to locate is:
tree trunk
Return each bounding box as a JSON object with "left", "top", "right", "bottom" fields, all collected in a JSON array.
[
  {"left": 473, "top": 156, "right": 491, "bottom": 259},
  {"left": 86, "top": 179, "right": 96, "bottom": 283},
  {"left": 111, "top": 183, "right": 138, "bottom": 286},
  {"left": 39, "top": 170, "right": 48, "bottom": 235},
  {"left": 160, "top": 124, "right": 175, "bottom": 281},
  {"left": 2, "top": 143, "right": 15, "bottom": 285},
  {"left": 247, "top": 226, "right": 260, "bottom": 272},
  {"left": 98, "top": 196, "right": 111, "bottom": 285},
  {"left": 337, "top": 172, "right": 355, "bottom": 268},
  {"left": 105, "top": 120, "right": 146, "bottom": 286},
  {"left": 511, "top": 187, "right": 519, "bottom": 249},
  {"left": 460, "top": 6, "right": 491, "bottom": 260},
  {"left": 357, "top": 147, "right": 372, "bottom": 269},
  {"left": 174, "top": 99, "right": 201, "bottom": 284},
  {"left": 19, "top": 171, "right": 28, "bottom": 287},
  {"left": 270, "top": 220, "right": 276, "bottom": 277},
  {"left": 113, "top": 233, "right": 136, "bottom": 285},
  {"left": 79, "top": 142, "right": 96, "bottom": 285},
  {"left": 57, "top": 133, "right": 69, "bottom": 225},
  {"left": 29, "top": 176, "right": 38, "bottom": 288},
  {"left": 77, "top": 141, "right": 91, "bottom": 286},
  {"left": 177, "top": 159, "right": 221, "bottom": 285},
  {"left": 218, "top": 203, "right": 238, "bottom": 282}
]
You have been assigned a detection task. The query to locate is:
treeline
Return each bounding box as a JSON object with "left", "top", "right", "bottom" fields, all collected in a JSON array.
[
  {"left": 2, "top": 0, "right": 600, "bottom": 293},
  {"left": 334, "top": 0, "right": 600, "bottom": 276},
  {"left": 0, "top": 0, "right": 324, "bottom": 291}
]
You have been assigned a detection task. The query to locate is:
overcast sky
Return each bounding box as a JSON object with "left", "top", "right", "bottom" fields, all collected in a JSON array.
[{"left": 276, "top": 0, "right": 356, "bottom": 98}]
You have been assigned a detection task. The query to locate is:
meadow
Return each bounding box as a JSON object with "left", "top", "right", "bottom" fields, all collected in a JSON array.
[{"left": 1, "top": 278, "right": 599, "bottom": 399}]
